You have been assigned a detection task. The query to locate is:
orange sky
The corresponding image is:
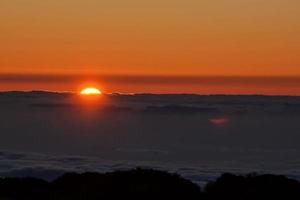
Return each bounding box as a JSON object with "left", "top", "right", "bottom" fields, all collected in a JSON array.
[{"left": 0, "top": 0, "right": 300, "bottom": 94}]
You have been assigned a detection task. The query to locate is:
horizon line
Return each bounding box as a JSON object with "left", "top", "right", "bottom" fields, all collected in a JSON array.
[{"left": 0, "top": 90, "right": 300, "bottom": 97}]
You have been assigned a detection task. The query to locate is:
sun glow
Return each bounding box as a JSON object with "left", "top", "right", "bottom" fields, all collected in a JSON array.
[{"left": 80, "top": 87, "right": 102, "bottom": 95}]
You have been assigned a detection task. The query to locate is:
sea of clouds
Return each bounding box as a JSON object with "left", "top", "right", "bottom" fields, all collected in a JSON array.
[{"left": 1, "top": 92, "right": 300, "bottom": 185}]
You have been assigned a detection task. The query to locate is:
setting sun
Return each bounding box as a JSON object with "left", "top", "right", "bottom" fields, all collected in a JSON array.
[{"left": 80, "top": 87, "right": 102, "bottom": 95}]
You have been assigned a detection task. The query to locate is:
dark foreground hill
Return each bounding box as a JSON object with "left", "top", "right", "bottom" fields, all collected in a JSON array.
[{"left": 0, "top": 169, "right": 300, "bottom": 199}]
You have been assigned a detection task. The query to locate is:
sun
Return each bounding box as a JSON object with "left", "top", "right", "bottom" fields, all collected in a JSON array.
[{"left": 80, "top": 87, "right": 102, "bottom": 95}]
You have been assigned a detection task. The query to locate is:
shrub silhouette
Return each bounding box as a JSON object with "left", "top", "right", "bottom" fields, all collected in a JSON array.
[
  {"left": 205, "top": 173, "right": 300, "bottom": 200},
  {"left": 52, "top": 168, "right": 201, "bottom": 199},
  {"left": 0, "top": 169, "right": 300, "bottom": 199},
  {"left": 0, "top": 177, "right": 50, "bottom": 199},
  {"left": 0, "top": 168, "right": 200, "bottom": 200}
]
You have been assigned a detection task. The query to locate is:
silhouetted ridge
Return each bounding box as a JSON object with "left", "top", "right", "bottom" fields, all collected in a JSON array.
[
  {"left": 0, "top": 169, "right": 200, "bottom": 199},
  {"left": 0, "top": 169, "right": 300, "bottom": 199},
  {"left": 205, "top": 173, "right": 300, "bottom": 200},
  {"left": 0, "top": 177, "right": 50, "bottom": 199},
  {"left": 53, "top": 169, "right": 200, "bottom": 199}
]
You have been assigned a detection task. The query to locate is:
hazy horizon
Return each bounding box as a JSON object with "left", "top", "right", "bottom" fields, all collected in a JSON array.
[{"left": 1, "top": 74, "right": 300, "bottom": 95}]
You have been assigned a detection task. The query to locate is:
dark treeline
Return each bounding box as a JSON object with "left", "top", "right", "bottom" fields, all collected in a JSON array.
[{"left": 0, "top": 168, "right": 300, "bottom": 199}]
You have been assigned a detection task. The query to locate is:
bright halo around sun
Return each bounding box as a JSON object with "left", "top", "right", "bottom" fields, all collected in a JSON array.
[{"left": 80, "top": 87, "right": 102, "bottom": 96}]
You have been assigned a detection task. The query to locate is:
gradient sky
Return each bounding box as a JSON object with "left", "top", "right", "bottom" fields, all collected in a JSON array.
[{"left": 1, "top": 0, "right": 300, "bottom": 94}]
